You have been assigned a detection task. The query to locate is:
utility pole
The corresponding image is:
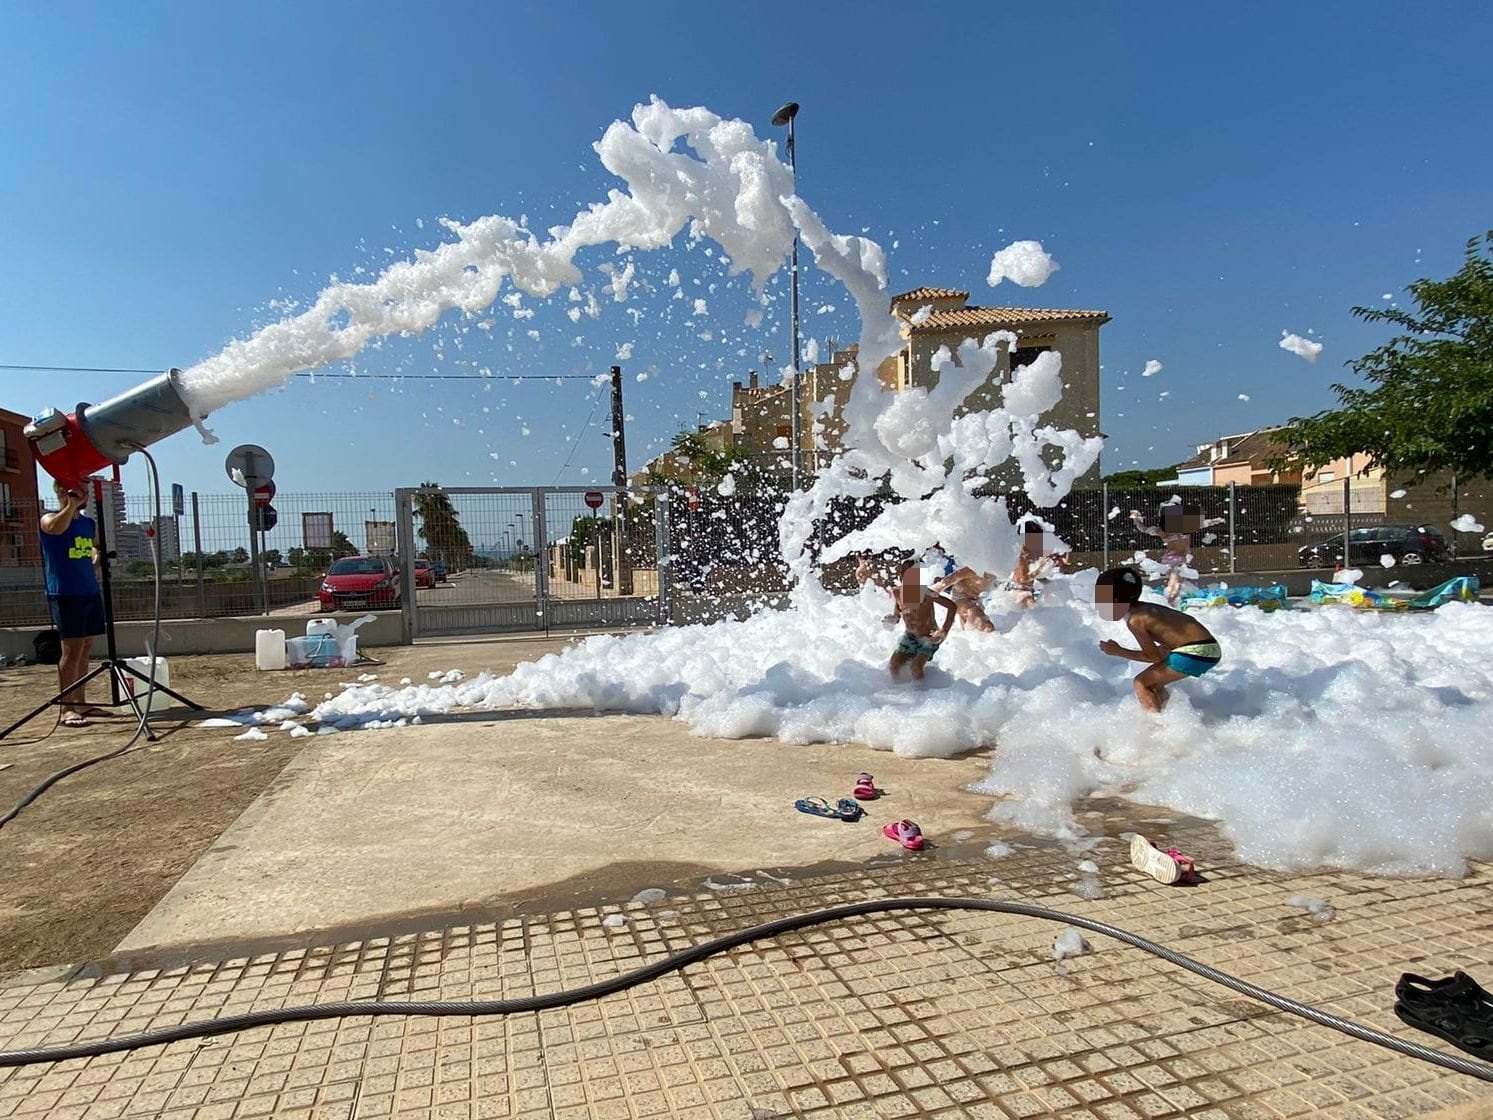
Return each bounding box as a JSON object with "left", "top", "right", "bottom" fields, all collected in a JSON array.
[
  {"left": 610, "top": 366, "right": 633, "bottom": 594},
  {"left": 771, "top": 101, "right": 802, "bottom": 490}
]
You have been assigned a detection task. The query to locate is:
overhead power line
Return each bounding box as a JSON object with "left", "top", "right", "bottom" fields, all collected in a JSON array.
[{"left": 0, "top": 364, "right": 600, "bottom": 381}]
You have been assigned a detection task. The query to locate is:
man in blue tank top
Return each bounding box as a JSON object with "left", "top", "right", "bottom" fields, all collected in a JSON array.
[{"left": 39, "top": 481, "right": 106, "bottom": 727}]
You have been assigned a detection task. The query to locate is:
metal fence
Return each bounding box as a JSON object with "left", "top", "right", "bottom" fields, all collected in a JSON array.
[{"left": 0, "top": 478, "right": 1479, "bottom": 630}]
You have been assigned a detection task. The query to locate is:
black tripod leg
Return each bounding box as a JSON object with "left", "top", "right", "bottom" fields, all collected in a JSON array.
[
  {"left": 0, "top": 663, "right": 115, "bottom": 741},
  {"left": 111, "top": 665, "right": 155, "bottom": 742},
  {"left": 116, "top": 665, "right": 205, "bottom": 712}
]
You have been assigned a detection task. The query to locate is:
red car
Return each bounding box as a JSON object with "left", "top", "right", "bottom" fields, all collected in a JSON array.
[
  {"left": 414, "top": 558, "right": 437, "bottom": 589},
  {"left": 319, "top": 555, "right": 401, "bottom": 611}
]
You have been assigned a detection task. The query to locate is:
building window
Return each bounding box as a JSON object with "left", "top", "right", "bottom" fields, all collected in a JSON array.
[
  {"left": 1317, "top": 471, "right": 1336, "bottom": 483},
  {"left": 0, "top": 481, "right": 10, "bottom": 519}
]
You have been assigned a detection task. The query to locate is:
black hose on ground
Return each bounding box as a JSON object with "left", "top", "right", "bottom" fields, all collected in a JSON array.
[{"left": 1, "top": 897, "right": 1488, "bottom": 1082}]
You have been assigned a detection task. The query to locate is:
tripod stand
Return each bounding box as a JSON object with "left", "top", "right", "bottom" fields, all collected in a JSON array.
[{"left": 0, "top": 481, "right": 203, "bottom": 743}]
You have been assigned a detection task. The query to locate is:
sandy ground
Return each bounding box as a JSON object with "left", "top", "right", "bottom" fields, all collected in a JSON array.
[{"left": 0, "top": 635, "right": 602, "bottom": 971}]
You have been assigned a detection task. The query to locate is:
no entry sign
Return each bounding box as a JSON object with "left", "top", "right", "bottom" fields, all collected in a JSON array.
[
  {"left": 584, "top": 490, "right": 604, "bottom": 510},
  {"left": 253, "top": 480, "right": 276, "bottom": 508}
]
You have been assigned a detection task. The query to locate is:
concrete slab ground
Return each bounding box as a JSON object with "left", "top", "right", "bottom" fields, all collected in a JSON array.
[
  {"left": 116, "top": 715, "right": 995, "bottom": 953},
  {"left": 3, "top": 847, "right": 1492, "bottom": 1119}
]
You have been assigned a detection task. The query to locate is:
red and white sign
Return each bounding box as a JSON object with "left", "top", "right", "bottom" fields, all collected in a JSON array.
[
  {"left": 253, "top": 480, "right": 276, "bottom": 508},
  {"left": 584, "top": 490, "right": 604, "bottom": 510},
  {"left": 686, "top": 486, "right": 700, "bottom": 511}
]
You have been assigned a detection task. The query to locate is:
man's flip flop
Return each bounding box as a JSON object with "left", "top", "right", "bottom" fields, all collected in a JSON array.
[
  {"left": 795, "top": 797, "right": 840, "bottom": 819},
  {"left": 1130, "top": 834, "right": 1196, "bottom": 884},
  {"left": 882, "top": 820, "right": 925, "bottom": 851},
  {"left": 853, "top": 773, "right": 880, "bottom": 800},
  {"left": 59, "top": 712, "right": 89, "bottom": 728},
  {"left": 835, "top": 799, "right": 864, "bottom": 822}
]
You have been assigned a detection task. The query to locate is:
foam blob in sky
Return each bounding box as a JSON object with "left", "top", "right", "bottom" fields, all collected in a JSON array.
[
  {"left": 985, "top": 239, "right": 1060, "bottom": 287},
  {"left": 1279, "top": 331, "right": 1323, "bottom": 362}
]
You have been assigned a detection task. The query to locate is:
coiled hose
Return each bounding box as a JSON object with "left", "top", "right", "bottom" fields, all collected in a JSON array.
[{"left": 2, "top": 896, "right": 1490, "bottom": 1082}]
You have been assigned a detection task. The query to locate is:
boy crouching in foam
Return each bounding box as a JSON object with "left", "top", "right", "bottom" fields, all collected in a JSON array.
[
  {"left": 889, "top": 555, "right": 956, "bottom": 682},
  {"left": 1095, "top": 566, "right": 1221, "bottom": 712}
]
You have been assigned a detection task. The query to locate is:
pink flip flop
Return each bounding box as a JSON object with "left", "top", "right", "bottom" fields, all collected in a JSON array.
[
  {"left": 882, "top": 819, "right": 925, "bottom": 851},
  {"left": 853, "top": 772, "right": 880, "bottom": 800}
]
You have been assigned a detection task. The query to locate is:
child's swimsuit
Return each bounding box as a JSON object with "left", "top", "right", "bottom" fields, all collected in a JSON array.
[
  {"left": 1165, "top": 641, "right": 1221, "bottom": 677},
  {"left": 896, "top": 632, "right": 942, "bottom": 660}
]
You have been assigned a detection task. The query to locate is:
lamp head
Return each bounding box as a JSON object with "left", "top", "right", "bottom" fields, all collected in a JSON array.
[{"left": 771, "top": 102, "right": 799, "bottom": 127}]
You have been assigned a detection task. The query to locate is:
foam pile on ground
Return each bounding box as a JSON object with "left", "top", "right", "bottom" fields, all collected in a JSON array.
[{"left": 296, "top": 580, "right": 1493, "bottom": 877}]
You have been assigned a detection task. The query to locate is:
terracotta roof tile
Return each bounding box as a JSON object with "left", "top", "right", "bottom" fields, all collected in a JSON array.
[
  {"left": 888, "top": 286, "right": 969, "bottom": 307},
  {"left": 908, "top": 306, "right": 1111, "bottom": 332}
]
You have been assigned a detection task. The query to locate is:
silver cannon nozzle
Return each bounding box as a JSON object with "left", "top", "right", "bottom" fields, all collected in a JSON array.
[{"left": 77, "top": 368, "right": 196, "bottom": 463}]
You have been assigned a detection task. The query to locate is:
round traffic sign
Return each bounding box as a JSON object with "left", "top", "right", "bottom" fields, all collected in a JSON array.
[
  {"left": 584, "top": 490, "right": 604, "bottom": 510},
  {"left": 225, "top": 444, "right": 275, "bottom": 489},
  {"left": 253, "top": 480, "right": 276, "bottom": 508},
  {"left": 250, "top": 504, "right": 279, "bottom": 533}
]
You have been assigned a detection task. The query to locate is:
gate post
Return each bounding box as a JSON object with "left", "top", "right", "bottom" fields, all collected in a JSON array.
[
  {"left": 531, "top": 490, "right": 549, "bottom": 632},
  {"left": 654, "top": 489, "right": 672, "bottom": 626},
  {"left": 396, "top": 488, "right": 416, "bottom": 643}
]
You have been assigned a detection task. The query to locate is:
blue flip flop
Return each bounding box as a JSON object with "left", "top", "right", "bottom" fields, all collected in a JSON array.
[
  {"left": 795, "top": 797, "right": 839, "bottom": 819},
  {"left": 835, "top": 799, "right": 865, "bottom": 822}
]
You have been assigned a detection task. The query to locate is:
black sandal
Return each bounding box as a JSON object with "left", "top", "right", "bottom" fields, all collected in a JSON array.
[
  {"left": 1396, "top": 971, "right": 1493, "bottom": 1011},
  {"left": 1394, "top": 998, "right": 1493, "bottom": 1060}
]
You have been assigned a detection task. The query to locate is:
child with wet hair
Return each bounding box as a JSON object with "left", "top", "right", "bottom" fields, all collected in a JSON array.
[
  {"left": 1007, "top": 520, "right": 1071, "bottom": 609},
  {"left": 1095, "top": 566, "right": 1221, "bottom": 712},
  {"left": 889, "top": 555, "right": 956, "bottom": 682}
]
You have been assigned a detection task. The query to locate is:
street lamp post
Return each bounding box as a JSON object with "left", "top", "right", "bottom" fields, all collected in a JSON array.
[{"left": 771, "top": 100, "right": 801, "bottom": 490}]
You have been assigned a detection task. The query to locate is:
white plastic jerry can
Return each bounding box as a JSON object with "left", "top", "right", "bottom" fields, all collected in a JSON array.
[
  {"left": 255, "top": 629, "right": 287, "bottom": 671},
  {"left": 125, "top": 656, "right": 171, "bottom": 713}
]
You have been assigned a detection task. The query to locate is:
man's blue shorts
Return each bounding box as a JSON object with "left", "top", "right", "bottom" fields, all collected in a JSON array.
[{"left": 48, "top": 595, "right": 106, "bottom": 640}]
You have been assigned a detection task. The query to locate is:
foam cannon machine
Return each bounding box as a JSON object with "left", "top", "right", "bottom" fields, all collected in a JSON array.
[
  {"left": 24, "top": 368, "right": 198, "bottom": 493},
  {"left": 1, "top": 369, "right": 204, "bottom": 740}
]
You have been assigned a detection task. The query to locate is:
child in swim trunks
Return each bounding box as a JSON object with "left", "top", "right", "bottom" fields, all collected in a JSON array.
[
  {"left": 1094, "top": 566, "right": 1221, "bottom": 712},
  {"left": 889, "top": 557, "right": 956, "bottom": 682}
]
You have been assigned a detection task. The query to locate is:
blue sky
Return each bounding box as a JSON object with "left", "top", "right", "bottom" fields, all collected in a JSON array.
[{"left": 2, "top": 1, "right": 1490, "bottom": 509}]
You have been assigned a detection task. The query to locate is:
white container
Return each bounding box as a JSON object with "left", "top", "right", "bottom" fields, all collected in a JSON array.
[
  {"left": 124, "top": 656, "right": 171, "bottom": 713},
  {"left": 306, "top": 618, "right": 338, "bottom": 639},
  {"left": 255, "top": 629, "right": 287, "bottom": 671}
]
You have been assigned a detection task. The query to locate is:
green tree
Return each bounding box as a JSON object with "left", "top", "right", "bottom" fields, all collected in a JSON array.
[
  {"left": 230, "top": 547, "right": 249, "bottom": 564},
  {"left": 331, "top": 530, "right": 357, "bottom": 559},
  {"left": 262, "top": 548, "right": 283, "bottom": 567},
  {"left": 412, "top": 484, "right": 474, "bottom": 570},
  {"left": 1101, "top": 465, "right": 1183, "bottom": 487},
  {"left": 1275, "top": 231, "right": 1493, "bottom": 483}
]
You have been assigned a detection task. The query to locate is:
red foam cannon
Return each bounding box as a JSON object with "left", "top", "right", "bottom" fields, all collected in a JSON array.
[{"left": 25, "top": 369, "right": 198, "bottom": 491}]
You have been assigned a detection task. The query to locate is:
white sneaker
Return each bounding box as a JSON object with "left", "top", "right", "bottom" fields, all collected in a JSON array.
[{"left": 1130, "top": 834, "right": 1183, "bottom": 885}]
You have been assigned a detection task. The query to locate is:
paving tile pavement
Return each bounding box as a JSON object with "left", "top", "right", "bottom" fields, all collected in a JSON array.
[{"left": 1, "top": 828, "right": 1492, "bottom": 1119}]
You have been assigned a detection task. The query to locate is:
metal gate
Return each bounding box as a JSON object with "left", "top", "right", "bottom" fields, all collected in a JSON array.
[{"left": 395, "top": 485, "right": 671, "bottom": 639}]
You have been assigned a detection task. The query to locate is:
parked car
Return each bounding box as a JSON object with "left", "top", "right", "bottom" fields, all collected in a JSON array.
[
  {"left": 414, "top": 558, "right": 437, "bottom": 589},
  {"left": 1297, "top": 524, "right": 1450, "bottom": 568},
  {"left": 430, "top": 558, "right": 448, "bottom": 582},
  {"left": 1484, "top": 532, "right": 1493, "bottom": 555},
  {"left": 319, "top": 555, "right": 401, "bottom": 610}
]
